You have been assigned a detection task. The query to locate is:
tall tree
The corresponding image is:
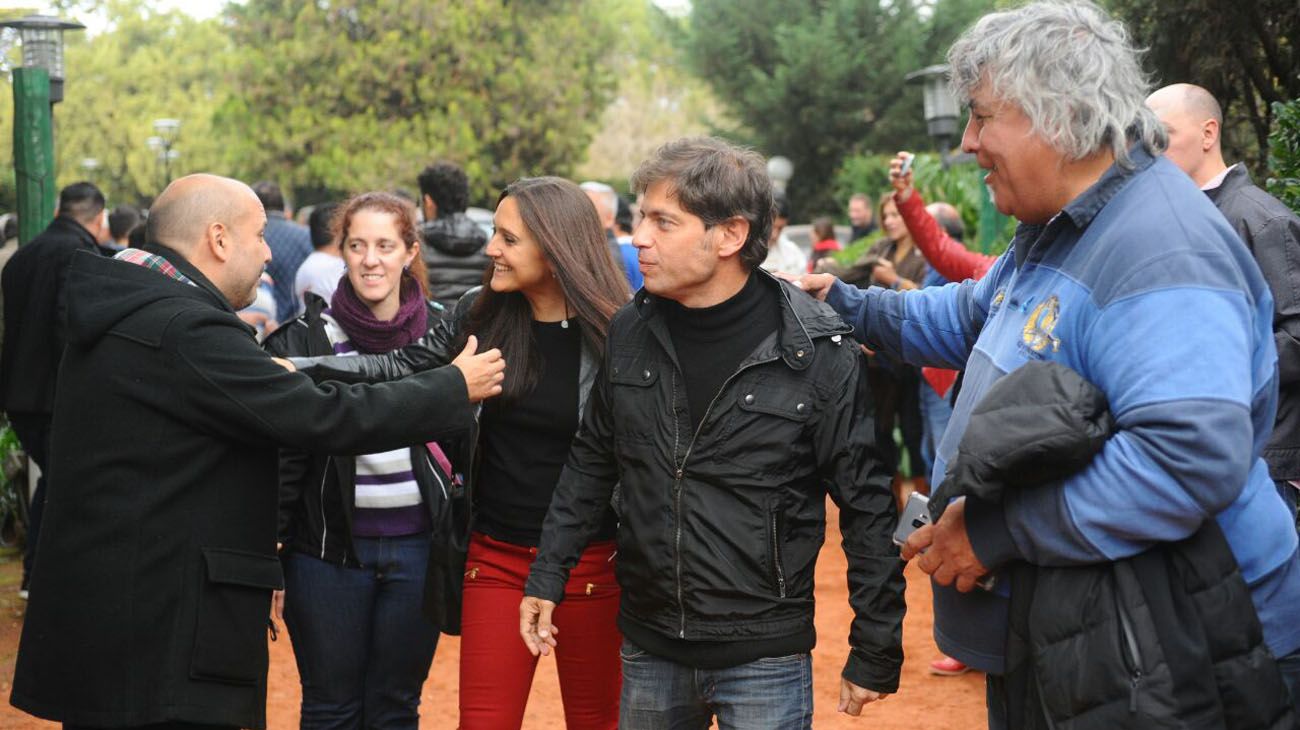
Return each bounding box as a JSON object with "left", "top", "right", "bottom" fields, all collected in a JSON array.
[
  {"left": 678, "top": 0, "right": 995, "bottom": 216},
  {"left": 52, "top": 0, "right": 237, "bottom": 204},
  {"left": 221, "top": 0, "right": 620, "bottom": 205},
  {"left": 577, "top": 1, "right": 731, "bottom": 187},
  {"left": 1107, "top": 0, "right": 1300, "bottom": 171}
]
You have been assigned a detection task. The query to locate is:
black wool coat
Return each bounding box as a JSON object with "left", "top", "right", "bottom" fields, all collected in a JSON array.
[
  {"left": 10, "top": 246, "right": 475, "bottom": 728},
  {"left": 0, "top": 215, "right": 100, "bottom": 415}
]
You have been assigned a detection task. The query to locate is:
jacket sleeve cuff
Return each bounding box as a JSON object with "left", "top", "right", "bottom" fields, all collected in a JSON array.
[
  {"left": 826, "top": 279, "right": 869, "bottom": 327},
  {"left": 523, "top": 567, "right": 567, "bottom": 604},
  {"left": 842, "top": 648, "right": 900, "bottom": 694},
  {"left": 965, "top": 497, "right": 1023, "bottom": 570}
]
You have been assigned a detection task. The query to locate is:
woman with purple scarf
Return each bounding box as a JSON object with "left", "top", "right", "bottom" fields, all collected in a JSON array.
[
  {"left": 286, "top": 177, "right": 632, "bottom": 728},
  {"left": 263, "top": 191, "right": 454, "bottom": 727}
]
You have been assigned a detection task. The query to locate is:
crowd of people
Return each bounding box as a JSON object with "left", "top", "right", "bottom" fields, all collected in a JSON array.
[{"left": 0, "top": 1, "right": 1298, "bottom": 729}]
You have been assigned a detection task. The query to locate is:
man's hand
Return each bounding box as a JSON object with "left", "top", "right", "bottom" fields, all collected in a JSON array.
[
  {"left": 519, "top": 596, "right": 559, "bottom": 657},
  {"left": 904, "top": 498, "right": 990, "bottom": 593},
  {"left": 796, "top": 273, "right": 838, "bottom": 302},
  {"left": 271, "top": 357, "right": 297, "bottom": 372},
  {"left": 451, "top": 335, "right": 506, "bottom": 402},
  {"left": 838, "top": 678, "right": 889, "bottom": 716},
  {"left": 889, "top": 151, "right": 915, "bottom": 202}
]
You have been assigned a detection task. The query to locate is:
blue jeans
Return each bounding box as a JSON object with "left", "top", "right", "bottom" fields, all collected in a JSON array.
[
  {"left": 618, "top": 639, "right": 812, "bottom": 730},
  {"left": 283, "top": 533, "right": 440, "bottom": 730},
  {"left": 918, "top": 380, "right": 954, "bottom": 479}
]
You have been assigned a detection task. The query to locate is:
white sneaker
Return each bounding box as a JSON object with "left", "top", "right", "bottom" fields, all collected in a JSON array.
[{"left": 17, "top": 588, "right": 28, "bottom": 600}]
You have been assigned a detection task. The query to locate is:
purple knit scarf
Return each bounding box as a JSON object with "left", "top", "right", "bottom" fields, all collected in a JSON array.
[{"left": 328, "top": 272, "right": 428, "bottom": 354}]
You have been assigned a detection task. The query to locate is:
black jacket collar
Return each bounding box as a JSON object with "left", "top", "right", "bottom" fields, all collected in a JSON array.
[
  {"left": 1203, "top": 164, "right": 1251, "bottom": 206},
  {"left": 632, "top": 267, "right": 850, "bottom": 370}
]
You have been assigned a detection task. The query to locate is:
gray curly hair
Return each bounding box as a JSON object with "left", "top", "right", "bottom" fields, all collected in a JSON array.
[{"left": 947, "top": 0, "right": 1166, "bottom": 169}]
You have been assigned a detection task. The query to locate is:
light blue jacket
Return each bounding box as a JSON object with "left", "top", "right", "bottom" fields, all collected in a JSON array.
[{"left": 828, "top": 147, "right": 1300, "bottom": 672}]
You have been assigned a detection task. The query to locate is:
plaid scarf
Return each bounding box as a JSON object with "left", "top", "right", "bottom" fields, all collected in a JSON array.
[{"left": 114, "top": 248, "right": 196, "bottom": 287}]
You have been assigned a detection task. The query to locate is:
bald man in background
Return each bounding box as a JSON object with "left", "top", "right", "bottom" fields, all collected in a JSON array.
[
  {"left": 10, "top": 174, "right": 506, "bottom": 730},
  {"left": 1148, "top": 84, "right": 1300, "bottom": 521}
]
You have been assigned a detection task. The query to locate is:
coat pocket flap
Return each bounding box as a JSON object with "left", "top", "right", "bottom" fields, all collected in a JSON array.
[
  {"left": 609, "top": 360, "right": 659, "bottom": 387},
  {"left": 736, "top": 390, "right": 814, "bottom": 421},
  {"left": 202, "top": 548, "right": 284, "bottom": 590}
]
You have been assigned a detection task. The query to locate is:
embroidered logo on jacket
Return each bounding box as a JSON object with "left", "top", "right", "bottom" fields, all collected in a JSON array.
[{"left": 1022, "top": 295, "right": 1061, "bottom": 353}]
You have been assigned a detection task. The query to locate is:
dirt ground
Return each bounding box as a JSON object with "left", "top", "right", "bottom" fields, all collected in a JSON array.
[{"left": 0, "top": 501, "right": 988, "bottom": 728}]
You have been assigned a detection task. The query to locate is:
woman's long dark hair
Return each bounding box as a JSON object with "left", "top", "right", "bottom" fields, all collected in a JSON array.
[{"left": 465, "top": 176, "right": 630, "bottom": 401}]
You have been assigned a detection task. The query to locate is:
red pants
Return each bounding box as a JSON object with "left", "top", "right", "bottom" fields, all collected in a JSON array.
[{"left": 459, "top": 531, "right": 621, "bottom": 729}]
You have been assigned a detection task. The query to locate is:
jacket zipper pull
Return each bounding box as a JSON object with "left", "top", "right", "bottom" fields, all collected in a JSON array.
[
  {"left": 586, "top": 583, "right": 595, "bottom": 596},
  {"left": 1129, "top": 670, "right": 1141, "bottom": 713},
  {"left": 267, "top": 617, "right": 278, "bottom": 642}
]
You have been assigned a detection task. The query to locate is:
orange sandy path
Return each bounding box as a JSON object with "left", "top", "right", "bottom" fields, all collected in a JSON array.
[{"left": 0, "top": 502, "right": 987, "bottom": 728}]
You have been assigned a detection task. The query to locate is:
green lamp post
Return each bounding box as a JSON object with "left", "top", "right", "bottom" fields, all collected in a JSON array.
[
  {"left": 1, "top": 14, "right": 85, "bottom": 245},
  {"left": 905, "top": 64, "right": 1006, "bottom": 255}
]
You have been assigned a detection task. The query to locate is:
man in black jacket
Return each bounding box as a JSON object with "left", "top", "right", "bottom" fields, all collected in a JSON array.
[
  {"left": 0, "top": 181, "right": 111, "bottom": 597},
  {"left": 1148, "top": 83, "right": 1300, "bottom": 522},
  {"left": 520, "top": 137, "right": 903, "bottom": 728},
  {"left": 9, "top": 174, "right": 505, "bottom": 730},
  {"left": 417, "top": 161, "right": 489, "bottom": 312}
]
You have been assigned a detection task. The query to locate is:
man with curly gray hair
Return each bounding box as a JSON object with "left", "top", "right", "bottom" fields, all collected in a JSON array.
[{"left": 802, "top": 2, "right": 1300, "bottom": 727}]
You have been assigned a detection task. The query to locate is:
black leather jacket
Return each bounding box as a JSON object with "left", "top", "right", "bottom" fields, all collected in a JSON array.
[
  {"left": 419, "top": 213, "right": 490, "bottom": 313},
  {"left": 263, "top": 294, "right": 459, "bottom": 567},
  {"left": 287, "top": 287, "right": 601, "bottom": 420},
  {"left": 525, "top": 271, "right": 905, "bottom": 693}
]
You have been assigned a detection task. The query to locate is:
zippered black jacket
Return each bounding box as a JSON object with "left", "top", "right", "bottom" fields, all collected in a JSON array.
[
  {"left": 935, "top": 361, "right": 1295, "bottom": 730},
  {"left": 523, "top": 271, "right": 906, "bottom": 693}
]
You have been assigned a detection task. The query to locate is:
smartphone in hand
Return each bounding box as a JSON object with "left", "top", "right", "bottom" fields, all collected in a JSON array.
[{"left": 892, "top": 492, "right": 930, "bottom": 547}]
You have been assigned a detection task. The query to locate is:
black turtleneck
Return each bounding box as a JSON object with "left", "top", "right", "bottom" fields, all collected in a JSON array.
[{"left": 661, "top": 270, "right": 781, "bottom": 434}]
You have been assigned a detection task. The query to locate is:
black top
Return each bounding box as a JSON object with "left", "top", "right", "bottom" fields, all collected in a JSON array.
[
  {"left": 662, "top": 270, "right": 781, "bottom": 434},
  {"left": 0, "top": 216, "right": 99, "bottom": 415},
  {"left": 477, "top": 319, "right": 615, "bottom": 546},
  {"left": 642, "top": 270, "right": 811, "bottom": 669}
]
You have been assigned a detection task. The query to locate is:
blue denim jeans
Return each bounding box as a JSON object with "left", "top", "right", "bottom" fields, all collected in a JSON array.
[
  {"left": 283, "top": 533, "right": 440, "bottom": 730},
  {"left": 918, "top": 380, "right": 954, "bottom": 479},
  {"left": 618, "top": 639, "right": 812, "bottom": 730}
]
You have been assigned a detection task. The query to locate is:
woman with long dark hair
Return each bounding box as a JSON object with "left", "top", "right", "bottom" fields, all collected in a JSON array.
[
  {"left": 264, "top": 192, "right": 455, "bottom": 727},
  {"left": 292, "top": 177, "right": 631, "bottom": 729}
]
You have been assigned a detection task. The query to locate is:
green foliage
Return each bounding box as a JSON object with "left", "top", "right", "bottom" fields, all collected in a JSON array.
[
  {"left": 0, "top": 0, "right": 624, "bottom": 209},
  {"left": 221, "top": 0, "right": 620, "bottom": 206},
  {"left": 577, "top": 1, "right": 731, "bottom": 184},
  {"left": 0, "top": 424, "right": 25, "bottom": 548},
  {"left": 53, "top": 0, "right": 237, "bottom": 203},
  {"left": 677, "top": 0, "right": 1001, "bottom": 217},
  {"left": 1106, "top": 0, "right": 1300, "bottom": 175},
  {"left": 1267, "top": 98, "right": 1300, "bottom": 216},
  {"left": 833, "top": 152, "right": 1016, "bottom": 259}
]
